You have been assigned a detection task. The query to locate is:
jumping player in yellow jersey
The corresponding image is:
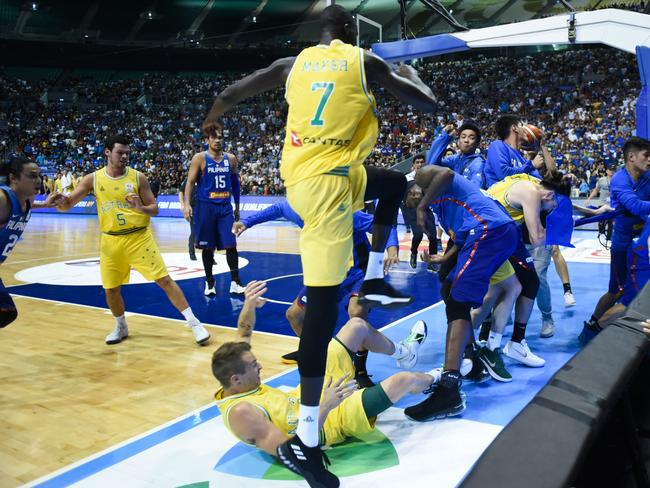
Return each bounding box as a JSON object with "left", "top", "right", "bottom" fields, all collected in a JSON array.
[
  {"left": 202, "top": 7, "right": 436, "bottom": 485},
  {"left": 57, "top": 135, "right": 210, "bottom": 346}
]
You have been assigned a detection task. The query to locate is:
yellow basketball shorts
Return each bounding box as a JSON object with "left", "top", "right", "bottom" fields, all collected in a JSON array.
[
  {"left": 489, "top": 260, "right": 515, "bottom": 285},
  {"left": 321, "top": 338, "right": 374, "bottom": 446},
  {"left": 100, "top": 228, "right": 168, "bottom": 289},
  {"left": 286, "top": 165, "right": 367, "bottom": 286}
]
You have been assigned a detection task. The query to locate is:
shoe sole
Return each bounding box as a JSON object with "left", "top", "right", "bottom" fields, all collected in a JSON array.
[
  {"left": 105, "top": 335, "right": 127, "bottom": 345},
  {"left": 540, "top": 331, "right": 555, "bottom": 338},
  {"left": 196, "top": 334, "right": 210, "bottom": 345},
  {"left": 281, "top": 357, "right": 298, "bottom": 365},
  {"left": 357, "top": 295, "right": 414, "bottom": 309},
  {"left": 478, "top": 356, "right": 512, "bottom": 383}
]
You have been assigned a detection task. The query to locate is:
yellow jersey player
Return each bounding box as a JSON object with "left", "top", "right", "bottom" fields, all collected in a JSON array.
[
  {"left": 201, "top": 6, "right": 436, "bottom": 485},
  {"left": 57, "top": 135, "right": 210, "bottom": 346}
]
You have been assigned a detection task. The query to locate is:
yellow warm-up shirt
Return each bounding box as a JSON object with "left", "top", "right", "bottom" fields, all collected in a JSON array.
[
  {"left": 281, "top": 39, "right": 378, "bottom": 186},
  {"left": 93, "top": 167, "right": 150, "bottom": 235}
]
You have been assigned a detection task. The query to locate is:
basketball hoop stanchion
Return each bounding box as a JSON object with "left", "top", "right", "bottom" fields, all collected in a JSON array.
[{"left": 637, "top": 46, "right": 649, "bottom": 139}]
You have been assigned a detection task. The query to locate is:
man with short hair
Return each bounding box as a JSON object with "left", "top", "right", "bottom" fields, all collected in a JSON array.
[
  {"left": 57, "top": 135, "right": 210, "bottom": 346},
  {"left": 581, "top": 136, "right": 650, "bottom": 341}
]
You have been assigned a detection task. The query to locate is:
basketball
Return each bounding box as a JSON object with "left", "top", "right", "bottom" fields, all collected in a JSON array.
[{"left": 522, "top": 124, "right": 543, "bottom": 145}]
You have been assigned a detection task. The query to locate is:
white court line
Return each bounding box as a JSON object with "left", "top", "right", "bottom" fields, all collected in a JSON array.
[
  {"left": 25, "top": 299, "right": 445, "bottom": 487},
  {"left": 390, "top": 269, "right": 417, "bottom": 274},
  {"left": 263, "top": 272, "right": 303, "bottom": 282},
  {"left": 10, "top": 294, "right": 298, "bottom": 341},
  {"left": 264, "top": 298, "right": 294, "bottom": 306},
  {"left": 6, "top": 252, "right": 98, "bottom": 266}
]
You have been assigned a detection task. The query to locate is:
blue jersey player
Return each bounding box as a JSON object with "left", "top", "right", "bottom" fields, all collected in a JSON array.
[
  {"left": 581, "top": 136, "right": 650, "bottom": 341},
  {"left": 184, "top": 124, "right": 245, "bottom": 296},
  {"left": 403, "top": 165, "right": 518, "bottom": 421},
  {"left": 0, "top": 156, "right": 63, "bottom": 328}
]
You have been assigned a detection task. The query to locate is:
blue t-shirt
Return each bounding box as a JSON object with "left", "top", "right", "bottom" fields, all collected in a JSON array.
[
  {"left": 429, "top": 173, "right": 513, "bottom": 244},
  {"left": 610, "top": 168, "right": 650, "bottom": 250},
  {"left": 425, "top": 131, "right": 487, "bottom": 189},
  {"left": 197, "top": 152, "right": 233, "bottom": 204},
  {"left": 630, "top": 220, "right": 650, "bottom": 271},
  {"left": 0, "top": 186, "right": 31, "bottom": 264},
  {"left": 484, "top": 140, "right": 541, "bottom": 188}
]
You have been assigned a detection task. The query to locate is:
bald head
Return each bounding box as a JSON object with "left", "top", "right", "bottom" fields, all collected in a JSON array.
[{"left": 320, "top": 5, "right": 356, "bottom": 44}]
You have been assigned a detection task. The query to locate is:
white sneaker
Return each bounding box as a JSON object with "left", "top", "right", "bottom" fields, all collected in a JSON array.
[
  {"left": 396, "top": 320, "right": 427, "bottom": 369},
  {"left": 503, "top": 339, "right": 545, "bottom": 367},
  {"left": 427, "top": 358, "right": 473, "bottom": 384},
  {"left": 190, "top": 322, "right": 210, "bottom": 345},
  {"left": 229, "top": 281, "right": 246, "bottom": 294},
  {"left": 105, "top": 323, "right": 128, "bottom": 345},
  {"left": 204, "top": 282, "right": 216, "bottom": 297},
  {"left": 540, "top": 319, "right": 555, "bottom": 338},
  {"left": 564, "top": 291, "right": 576, "bottom": 308}
]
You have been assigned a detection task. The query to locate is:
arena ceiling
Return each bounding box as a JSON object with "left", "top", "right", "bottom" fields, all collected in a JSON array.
[{"left": 0, "top": 0, "right": 603, "bottom": 48}]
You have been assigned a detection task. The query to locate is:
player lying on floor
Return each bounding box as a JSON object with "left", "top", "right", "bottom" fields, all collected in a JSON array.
[{"left": 213, "top": 285, "right": 471, "bottom": 462}]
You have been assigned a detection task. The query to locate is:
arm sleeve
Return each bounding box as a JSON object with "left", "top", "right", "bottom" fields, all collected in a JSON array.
[
  {"left": 353, "top": 211, "right": 399, "bottom": 250},
  {"left": 241, "top": 202, "right": 284, "bottom": 228},
  {"left": 425, "top": 132, "right": 453, "bottom": 166},
  {"left": 612, "top": 180, "right": 650, "bottom": 217},
  {"left": 231, "top": 173, "right": 241, "bottom": 206}
]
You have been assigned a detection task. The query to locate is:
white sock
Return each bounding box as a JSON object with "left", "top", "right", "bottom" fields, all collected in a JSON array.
[
  {"left": 115, "top": 314, "right": 127, "bottom": 327},
  {"left": 296, "top": 404, "right": 320, "bottom": 447},
  {"left": 364, "top": 251, "right": 385, "bottom": 281},
  {"left": 488, "top": 332, "right": 502, "bottom": 351},
  {"left": 390, "top": 340, "right": 408, "bottom": 359},
  {"left": 181, "top": 307, "right": 199, "bottom": 325}
]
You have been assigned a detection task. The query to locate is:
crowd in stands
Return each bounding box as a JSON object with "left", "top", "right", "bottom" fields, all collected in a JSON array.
[{"left": 0, "top": 46, "right": 639, "bottom": 197}]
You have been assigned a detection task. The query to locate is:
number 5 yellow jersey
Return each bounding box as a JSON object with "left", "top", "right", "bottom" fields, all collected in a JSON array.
[
  {"left": 281, "top": 39, "right": 378, "bottom": 187},
  {"left": 93, "top": 167, "right": 150, "bottom": 235}
]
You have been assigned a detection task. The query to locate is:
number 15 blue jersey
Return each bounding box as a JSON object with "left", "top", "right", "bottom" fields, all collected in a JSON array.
[{"left": 198, "top": 152, "right": 233, "bottom": 205}]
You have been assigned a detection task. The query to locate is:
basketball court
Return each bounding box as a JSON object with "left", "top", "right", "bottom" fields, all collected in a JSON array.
[{"left": 0, "top": 214, "right": 608, "bottom": 487}]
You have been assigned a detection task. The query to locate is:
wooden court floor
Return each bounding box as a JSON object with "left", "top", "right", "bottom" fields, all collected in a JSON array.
[{"left": 0, "top": 215, "right": 310, "bottom": 487}]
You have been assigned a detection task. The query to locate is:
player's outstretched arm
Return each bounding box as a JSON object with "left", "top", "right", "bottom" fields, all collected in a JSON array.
[
  {"left": 364, "top": 52, "right": 436, "bottom": 112},
  {"left": 204, "top": 57, "right": 295, "bottom": 126},
  {"left": 510, "top": 183, "right": 545, "bottom": 245},
  {"left": 57, "top": 174, "right": 93, "bottom": 211},
  {"left": 236, "top": 280, "right": 267, "bottom": 343},
  {"left": 228, "top": 402, "right": 289, "bottom": 456}
]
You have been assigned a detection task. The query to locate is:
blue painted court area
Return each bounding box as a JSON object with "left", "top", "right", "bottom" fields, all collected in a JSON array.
[{"left": 9, "top": 251, "right": 443, "bottom": 336}]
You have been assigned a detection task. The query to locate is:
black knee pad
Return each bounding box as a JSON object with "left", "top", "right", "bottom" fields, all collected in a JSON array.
[
  {"left": 297, "top": 286, "right": 339, "bottom": 377},
  {"left": 515, "top": 264, "right": 540, "bottom": 300},
  {"left": 444, "top": 295, "right": 471, "bottom": 323},
  {"left": 0, "top": 308, "right": 18, "bottom": 328}
]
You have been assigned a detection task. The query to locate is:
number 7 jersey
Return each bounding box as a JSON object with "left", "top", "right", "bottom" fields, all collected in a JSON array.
[{"left": 281, "top": 39, "right": 378, "bottom": 187}]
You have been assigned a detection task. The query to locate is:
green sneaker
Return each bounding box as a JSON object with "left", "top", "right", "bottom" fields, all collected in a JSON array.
[{"left": 478, "top": 346, "right": 512, "bottom": 382}]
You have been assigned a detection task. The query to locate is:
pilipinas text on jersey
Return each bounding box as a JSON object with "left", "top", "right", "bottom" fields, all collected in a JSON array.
[
  {"left": 0, "top": 186, "right": 31, "bottom": 264},
  {"left": 198, "top": 152, "right": 232, "bottom": 203}
]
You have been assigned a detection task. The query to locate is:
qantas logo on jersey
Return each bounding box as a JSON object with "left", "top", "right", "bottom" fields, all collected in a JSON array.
[
  {"left": 290, "top": 131, "right": 303, "bottom": 147},
  {"left": 302, "top": 136, "right": 351, "bottom": 147}
]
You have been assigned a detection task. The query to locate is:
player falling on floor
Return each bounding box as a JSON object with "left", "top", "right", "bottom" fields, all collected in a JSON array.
[
  {"left": 200, "top": 6, "right": 436, "bottom": 486},
  {"left": 0, "top": 155, "right": 64, "bottom": 329},
  {"left": 57, "top": 135, "right": 210, "bottom": 345},
  {"left": 184, "top": 125, "right": 245, "bottom": 297}
]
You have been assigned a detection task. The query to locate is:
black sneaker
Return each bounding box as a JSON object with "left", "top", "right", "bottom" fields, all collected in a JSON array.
[
  {"left": 578, "top": 320, "right": 602, "bottom": 344},
  {"left": 409, "top": 252, "right": 417, "bottom": 269},
  {"left": 277, "top": 435, "right": 339, "bottom": 488},
  {"left": 281, "top": 350, "right": 299, "bottom": 364},
  {"left": 404, "top": 375, "right": 465, "bottom": 422},
  {"left": 354, "top": 370, "right": 375, "bottom": 389},
  {"left": 358, "top": 279, "right": 413, "bottom": 309},
  {"left": 189, "top": 252, "right": 197, "bottom": 261},
  {"left": 462, "top": 344, "right": 491, "bottom": 383},
  {"left": 427, "top": 262, "right": 439, "bottom": 273}
]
